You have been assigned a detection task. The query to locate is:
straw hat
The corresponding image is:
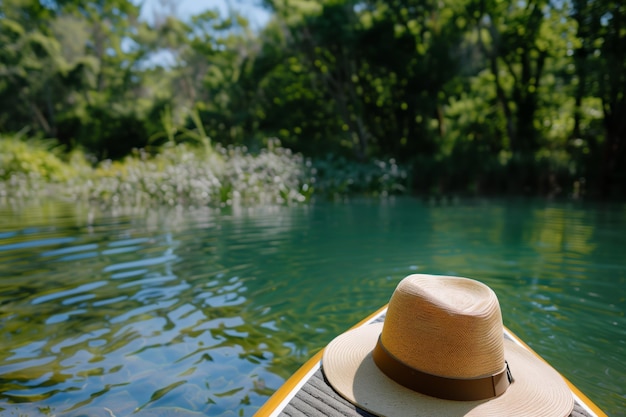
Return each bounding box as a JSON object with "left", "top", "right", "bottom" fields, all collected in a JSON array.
[{"left": 323, "top": 274, "right": 574, "bottom": 417}]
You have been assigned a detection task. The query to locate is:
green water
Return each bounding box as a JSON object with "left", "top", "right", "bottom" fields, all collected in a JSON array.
[{"left": 0, "top": 198, "right": 624, "bottom": 416}]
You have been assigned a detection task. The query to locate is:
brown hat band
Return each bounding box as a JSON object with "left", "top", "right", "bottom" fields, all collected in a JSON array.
[{"left": 372, "top": 337, "right": 513, "bottom": 401}]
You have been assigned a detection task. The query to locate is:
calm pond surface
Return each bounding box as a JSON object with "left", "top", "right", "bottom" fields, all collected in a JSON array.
[{"left": 0, "top": 198, "right": 624, "bottom": 416}]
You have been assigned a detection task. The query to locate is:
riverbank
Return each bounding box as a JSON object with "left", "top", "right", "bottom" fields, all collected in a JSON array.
[{"left": 0, "top": 135, "right": 409, "bottom": 208}]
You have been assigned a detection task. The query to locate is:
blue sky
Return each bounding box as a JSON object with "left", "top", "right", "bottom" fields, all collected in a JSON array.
[{"left": 136, "top": 0, "right": 271, "bottom": 29}]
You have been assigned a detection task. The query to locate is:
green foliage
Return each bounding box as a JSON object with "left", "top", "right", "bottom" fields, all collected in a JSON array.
[
  {"left": 311, "top": 155, "right": 409, "bottom": 197},
  {"left": 81, "top": 141, "right": 312, "bottom": 208},
  {"left": 570, "top": 0, "right": 626, "bottom": 197},
  {"left": 0, "top": 0, "right": 624, "bottom": 200},
  {"left": 0, "top": 135, "right": 413, "bottom": 207},
  {"left": 0, "top": 134, "right": 92, "bottom": 203},
  {"left": 0, "top": 136, "right": 315, "bottom": 207},
  {"left": 0, "top": 134, "right": 86, "bottom": 182}
]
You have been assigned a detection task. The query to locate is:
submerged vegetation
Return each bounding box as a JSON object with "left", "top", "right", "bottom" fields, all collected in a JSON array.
[{"left": 0, "top": 135, "right": 409, "bottom": 208}]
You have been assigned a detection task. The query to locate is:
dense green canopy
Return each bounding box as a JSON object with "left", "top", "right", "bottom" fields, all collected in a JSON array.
[{"left": 0, "top": 0, "right": 624, "bottom": 198}]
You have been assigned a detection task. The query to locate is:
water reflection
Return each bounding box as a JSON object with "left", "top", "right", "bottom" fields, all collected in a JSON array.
[
  {"left": 0, "top": 205, "right": 281, "bottom": 416},
  {"left": 0, "top": 199, "right": 624, "bottom": 416}
]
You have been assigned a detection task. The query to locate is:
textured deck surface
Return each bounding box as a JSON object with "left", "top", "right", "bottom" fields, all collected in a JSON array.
[
  {"left": 277, "top": 367, "right": 591, "bottom": 417},
  {"left": 277, "top": 315, "right": 592, "bottom": 417}
]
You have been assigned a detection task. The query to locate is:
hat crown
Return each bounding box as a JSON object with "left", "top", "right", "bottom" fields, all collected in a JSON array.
[{"left": 380, "top": 275, "right": 505, "bottom": 379}]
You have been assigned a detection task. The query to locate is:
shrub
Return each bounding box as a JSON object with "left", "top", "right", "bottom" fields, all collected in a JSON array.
[
  {"left": 309, "top": 155, "right": 409, "bottom": 197},
  {"left": 0, "top": 136, "right": 72, "bottom": 182},
  {"left": 0, "top": 136, "right": 409, "bottom": 208},
  {"left": 0, "top": 135, "right": 93, "bottom": 202},
  {"left": 69, "top": 140, "right": 313, "bottom": 208}
]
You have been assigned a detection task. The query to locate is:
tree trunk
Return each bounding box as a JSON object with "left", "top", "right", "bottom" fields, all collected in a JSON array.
[
  {"left": 490, "top": 55, "right": 515, "bottom": 148},
  {"left": 599, "top": 105, "right": 626, "bottom": 198}
]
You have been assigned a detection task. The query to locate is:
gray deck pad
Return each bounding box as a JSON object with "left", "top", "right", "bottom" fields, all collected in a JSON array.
[{"left": 278, "top": 367, "right": 592, "bottom": 417}]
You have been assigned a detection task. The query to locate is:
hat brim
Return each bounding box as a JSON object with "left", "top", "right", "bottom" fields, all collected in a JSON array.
[{"left": 323, "top": 322, "right": 574, "bottom": 417}]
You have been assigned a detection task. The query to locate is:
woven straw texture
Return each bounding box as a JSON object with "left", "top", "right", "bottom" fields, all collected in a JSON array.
[
  {"left": 321, "top": 275, "right": 577, "bottom": 417},
  {"left": 324, "top": 323, "right": 574, "bottom": 417},
  {"left": 382, "top": 276, "right": 505, "bottom": 378}
]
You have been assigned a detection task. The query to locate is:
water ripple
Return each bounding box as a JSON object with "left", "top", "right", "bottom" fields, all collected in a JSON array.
[
  {"left": 32, "top": 281, "right": 108, "bottom": 305},
  {"left": 0, "top": 200, "right": 623, "bottom": 416}
]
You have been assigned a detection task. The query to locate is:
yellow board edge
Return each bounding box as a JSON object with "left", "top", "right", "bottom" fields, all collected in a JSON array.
[
  {"left": 254, "top": 304, "right": 388, "bottom": 417},
  {"left": 503, "top": 326, "right": 608, "bottom": 417},
  {"left": 255, "top": 306, "right": 607, "bottom": 417}
]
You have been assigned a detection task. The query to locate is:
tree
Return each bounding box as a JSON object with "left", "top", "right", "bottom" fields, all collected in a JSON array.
[
  {"left": 258, "top": 0, "right": 467, "bottom": 161},
  {"left": 0, "top": 15, "right": 66, "bottom": 136},
  {"left": 0, "top": 0, "right": 155, "bottom": 157},
  {"left": 460, "top": 0, "right": 584, "bottom": 193},
  {"left": 469, "top": 0, "right": 549, "bottom": 155},
  {"left": 572, "top": 0, "right": 626, "bottom": 197},
  {"left": 357, "top": 0, "right": 467, "bottom": 159}
]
